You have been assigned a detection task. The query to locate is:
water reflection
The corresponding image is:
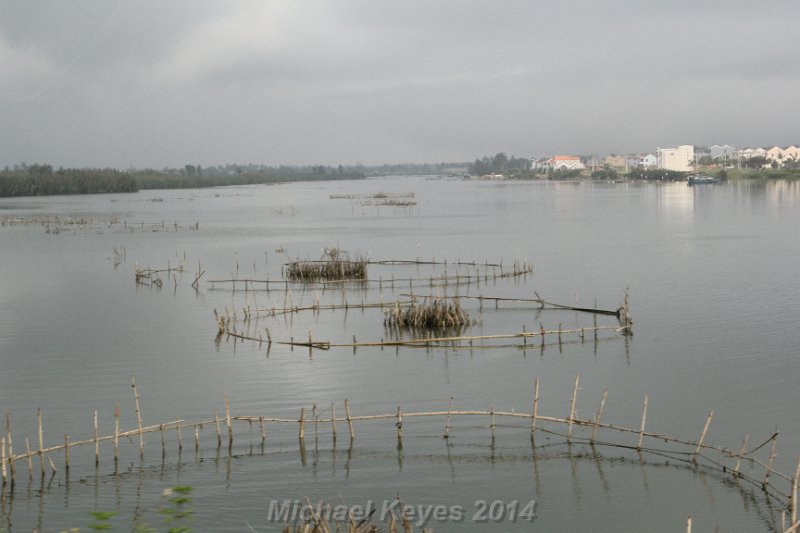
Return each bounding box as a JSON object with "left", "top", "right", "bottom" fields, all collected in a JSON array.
[{"left": 0, "top": 436, "right": 787, "bottom": 532}]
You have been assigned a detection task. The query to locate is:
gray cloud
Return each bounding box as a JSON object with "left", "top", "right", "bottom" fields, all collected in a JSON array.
[{"left": 1, "top": 0, "right": 798, "bottom": 168}]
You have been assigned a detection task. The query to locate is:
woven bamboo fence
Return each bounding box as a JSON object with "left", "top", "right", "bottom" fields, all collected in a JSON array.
[{"left": 2, "top": 375, "right": 798, "bottom": 532}]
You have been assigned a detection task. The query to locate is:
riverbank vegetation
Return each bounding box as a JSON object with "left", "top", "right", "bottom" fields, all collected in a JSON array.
[
  {"left": 0, "top": 163, "right": 366, "bottom": 198},
  {"left": 714, "top": 167, "right": 800, "bottom": 181}
]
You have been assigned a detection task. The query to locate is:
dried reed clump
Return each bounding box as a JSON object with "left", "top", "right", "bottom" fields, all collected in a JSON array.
[
  {"left": 384, "top": 298, "right": 472, "bottom": 330},
  {"left": 285, "top": 247, "right": 367, "bottom": 281}
]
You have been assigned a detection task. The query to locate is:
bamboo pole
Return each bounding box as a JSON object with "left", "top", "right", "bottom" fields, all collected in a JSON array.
[
  {"left": 765, "top": 436, "right": 779, "bottom": 488},
  {"left": 5, "top": 413, "right": 13, "bottom": 482},
  {"left": 214, "top": 413, "right": 222, "bottom": 448},
  {"left": 177, "top": 422, "right": 183, "bottom": 451},
  {"left": 330, "top": 404, "right": 336, "bottom": 442},
  {"left": 591, "top": 389, "right": 609, "bottom": 443},
  {"left": 38, "top": 408, "right": 44, "bottom": 475},
  {"left": 114, "top": 405, "right": 120, "bottom": 461},
  {"left": 1, "top": 437, "right": 6, "bottom": 484},
  {"left": 694, "top": 411, "right": 714, "bottom": 461},
  {"left": 25, "top": 437, "right": 33, "bottom": 477},
  {"left": 299, "top": 408, "right": 306, "bottom": 440},
  {"left": 733, "top": 434, "right": 749, "bottom": 477},
  {"left": 396, "top": 406, "right": 403, "bottom": 439},
  {"left": 94, "top": 409, "right": 99, "bottom": 465},
  {"left": 64, "top": 434, "right": 70, "bottom": 469},
  {"left": 345, "top": 400, "right": 355, "bottom": 440},
  {"left": 131, "top": 376, "right": 144, "bottom": 453},
  {"left": 686, "top": 515, "right": 692, "bottom": 533},
  {"left": 225, "top": 394, "right": 233, "bottom": 446},
  {"left": 567, "top": 375, "right": 580, "bottom": 440},
  {"left": 531, "top": 378, "right": 539, "bottom": 434},
  {"left": 445, "top": 397, "right": 453, "bottom": 439},
  {"left": 195, "top": 424, "right": 200, "bottom": 451},
  {"left": 260, "top": 416, "right": 266, "bottom": 445},
  {"left": 637, "top": 396, "right": 648, "bottom": 450}
]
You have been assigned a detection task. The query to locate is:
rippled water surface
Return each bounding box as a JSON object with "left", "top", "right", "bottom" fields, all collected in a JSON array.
[{"left": 1, "top": 177, "right": 799, "bottom": 532}]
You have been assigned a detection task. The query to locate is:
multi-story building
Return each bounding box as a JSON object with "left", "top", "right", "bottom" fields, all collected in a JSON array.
[{"left": 657, "top": 145, "right": 694, "bottom": 172}]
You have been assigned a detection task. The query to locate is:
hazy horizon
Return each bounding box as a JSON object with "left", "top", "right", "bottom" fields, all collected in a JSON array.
[{"left": 2, "top": 1, "right": 798, "bottom": 169}]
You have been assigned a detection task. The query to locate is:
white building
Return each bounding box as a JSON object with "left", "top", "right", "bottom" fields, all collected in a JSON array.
[
  {"left": 639, "top": 154, "right": 658, "bottom": 168},
  {"left": 657, "top": 145, "right": 694, "bottom": 172},
  {"left": 709, "top": 144, "right": 735, "bottom": 160},
  {"left": 737, "top": 147, "right": 767, "bottom": 160},
  {"left": 549, "top": 155, "right": 585, "bottom": 171}
]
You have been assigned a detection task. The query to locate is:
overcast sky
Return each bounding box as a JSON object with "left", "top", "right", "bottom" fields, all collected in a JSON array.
[{"left": 1, "top": 1, "right": 798, "bottom": 168}]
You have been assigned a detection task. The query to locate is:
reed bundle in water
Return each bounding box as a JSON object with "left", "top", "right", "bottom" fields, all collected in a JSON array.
[
  {"left": 383, "top": 297, "right": 472, "bottom": 330},
  {"left": 285, "top": 248, "right": 367, "bottom": 282}
]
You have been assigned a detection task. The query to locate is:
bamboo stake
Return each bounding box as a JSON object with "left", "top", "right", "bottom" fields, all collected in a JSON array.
[
  {"left": 64, "top": 434, "right": 70, "bottom": 469},
  {"left": 764, "top": 435, "right": 779, "bottom": 489},
  {"left": 1, "top": 437, "right": 6, "bottom": 484},
  {"left": 114, "top": 405, "right": 120, "bottom": 461},
  {"left": 591, "top": 389, "right": 609, "bottom": 443},
  {"left": 47, "top": 456, "right": 57, "bottom": 474},
  {"left": 733, "top": 434, "right": 749, "bottom": 477},
  {"left": 131, "top": 376, "right": 144, "bottom": 453},
  {"left": 38, "top": 408, "right": 44, "bottom": 475},
  {"left": 686, "top": 515, "right": 692, "bottom": 533},
  {"left": 160, "top": 424, "right": 165, "bottom": 454},
  {"left": 177, "top": 422, "right": 183, "bottom": 451},
  {"left": 694, "top": 411, "right": 714, "bottom": 461},
  {"left": 225, "top": 394, "right": 233, "bottom": 446},
  {"left": 94, "top": 409, "right": 99, "bottom": 465},
  {"left": 25, "top": 437, "right": 33, "bottom": 477},
  {"left": 214, "top": 413, "right": 222, "bottom": 448},
  {"left": 5, "top": 413, "right": 13, "bottom": 482},
  {"left": 445, "top": 397, "right": 453, "bottom": 439},
  {"left": 637, "top": 396, "right": 648, "bottom": 450},
  {"left": 345, "top": 400, "right": 355, "bottom": 440},
  {"left": 299, "top": 408, "right": 306, "bottom": 440},
  {"left": 260, "top": 416, "right": 266, "bottom": 445},
  {"left": 330, "top": 404, "right": 336, "bottom": 442},
  {"left": 567, "top": 375, "right": 580, "bottom": 440},
  {"left": 531, "top": 378, "right": 539, "bottom": 434},
  {"left": 396, "top": 406, "right": 403, "bottom": 439}
]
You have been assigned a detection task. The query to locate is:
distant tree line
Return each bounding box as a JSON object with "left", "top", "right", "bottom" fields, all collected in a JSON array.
[
  {"left": 0, "top": 163, "right": 366, "bottom": 198},
  {"left": 361, "top": 162, "right": 469, "bottom": 176},
  {"left": 0, "top": 164, "right": 137, "bottom": 197},
  {"left": 469, "top": 153, "right": 532, "bottom": 176}
]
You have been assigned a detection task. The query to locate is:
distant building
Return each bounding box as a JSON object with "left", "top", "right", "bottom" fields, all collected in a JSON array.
[
  {"left": 766, "top": 146, "right": 786, "bottom": 166},
  {"left": 603, "top": 155, "right": 627, "bottom": 170},
  {"left": 709, "top": 144, "right": 735, "bottom": 160},
  {"left": 737, "top": 147, "right": 767, "bottom": 160},
  {"left": 657, "top": 145, "right": 694, "bottom": 172},
  {"left": 639, "top": 154, "right": 658, "bottom": 169},
  {"left": 530, "top": 158, "right": 549, "bottom": 171},
  {"left": 549, "top": 155, "right": 585, "bottom": 171},
  {"left": 783, "top": 146, "right": 799, "bottom": 161}
]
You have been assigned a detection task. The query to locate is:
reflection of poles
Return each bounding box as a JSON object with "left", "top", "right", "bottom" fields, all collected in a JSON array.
[{"left": 590, "top": 444, "right": 611, "bottom": 497}]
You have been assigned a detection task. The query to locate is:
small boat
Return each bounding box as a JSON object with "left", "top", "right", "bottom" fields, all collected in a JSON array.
[{"left": 687, "top": 174, "right": 720, "bottom": 185}]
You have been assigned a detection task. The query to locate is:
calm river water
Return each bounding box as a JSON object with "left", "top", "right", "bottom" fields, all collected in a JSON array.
[{"left": 0, "top": 176, "right": 798, "bottom": 532}]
